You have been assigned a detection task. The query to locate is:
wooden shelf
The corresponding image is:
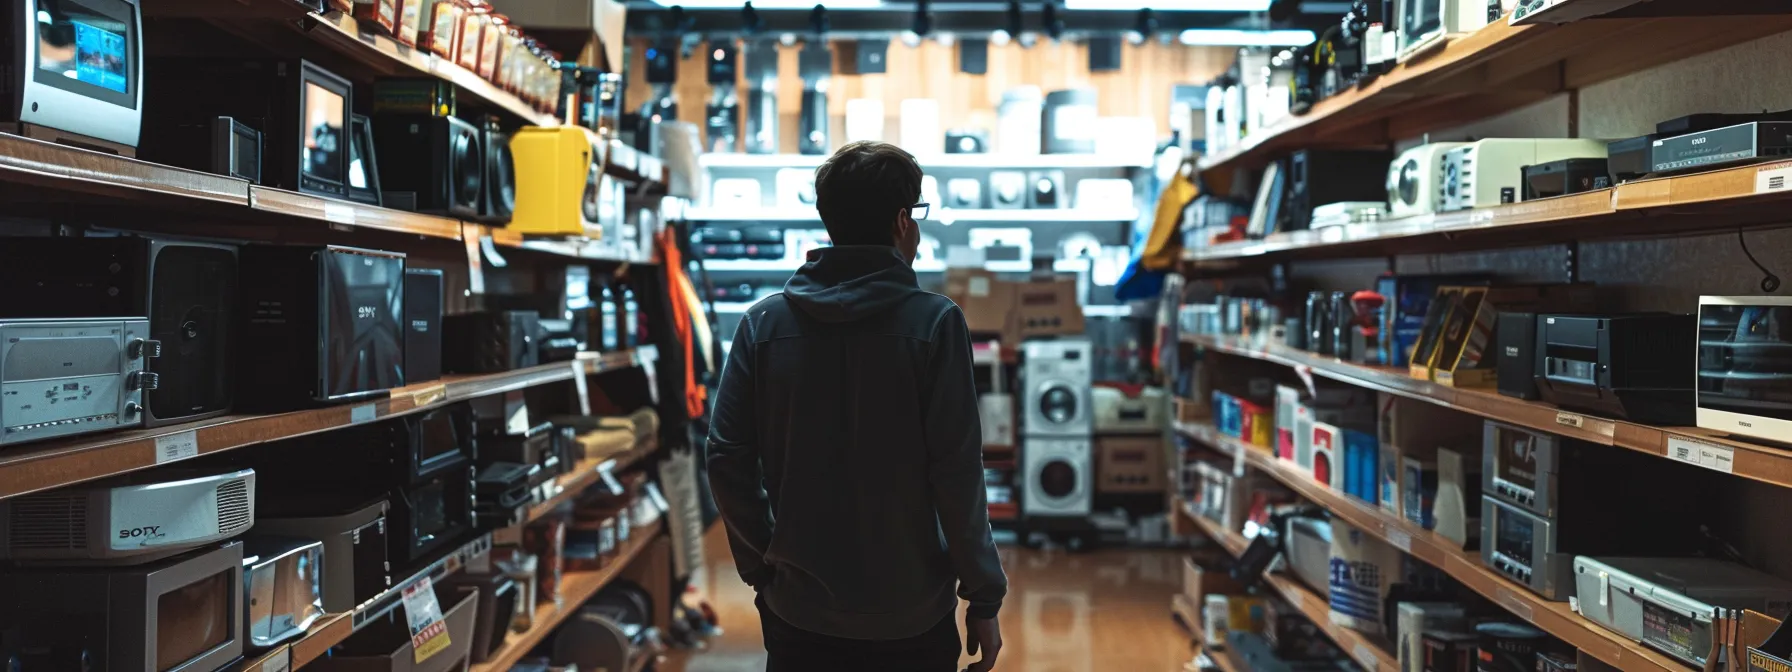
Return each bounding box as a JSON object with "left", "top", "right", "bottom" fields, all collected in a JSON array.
[
  {"left": 700, "top": 152, "right": 1151, "bottom": 170},
  {"left": 684, "top": 206, "right": 1141, "bottom": 223},
  {"left": 1184, "top": 159, "right": 1792, "bottom": 268},
  {"left": 303, "top": 11, "right": 557, "bottom": 127},
  {"left": 1181, "top": 333, "right": 1786, "bottom": 490},
  {"left": 472, "top": 520, "right": 666, "bottom": 672},
  {"left": 1176, "top": 421, "right": 1696, "bottom": 672},
  {"left": 522, "top": 436, "right": 661, "bottom": 525},
  {"left": 1178, "top": 502, "right": 1398, "bottom": 672},
  {"left": 0, "top": 132, "right": 249, "bottom": 206},
  {"left": 249, "top": 186, "right": 465, "bottom": 240},
  {"left": 1195, "top": 14, "right": 1792, "bottom": 180},
  {"left": 0, "top": 348, "right": 656, "bottom": 502}
]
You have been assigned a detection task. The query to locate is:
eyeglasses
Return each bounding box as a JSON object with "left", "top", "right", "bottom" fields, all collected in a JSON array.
[{"left": 908, "top": 202, "right": 931, "bottom": 220}]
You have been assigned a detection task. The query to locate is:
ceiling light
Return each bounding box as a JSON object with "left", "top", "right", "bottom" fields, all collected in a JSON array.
[
  {"left": 653, "top": 0, "right": 880, "bottom": 7},
  {"left": 900, "top": 30, "right": 923, "bottom": 47},
  {"left": 1125, "top": 8, "right": 1156, "bottom": 45},
  {"left": 1063, "top": 0, "right": 1269, "bottom": 8},
  {"left": 991, "top": 29, "right": 1012, "bottom": 46},
  {"left": 1177, "top": 28, "right": 1315, "bottom": 46},
  {"left": 936, "top": 32, "right": 956, "bottom": 46},
  {"left": 1041, "top": 0, "right": 1063, "bottom": 42}
]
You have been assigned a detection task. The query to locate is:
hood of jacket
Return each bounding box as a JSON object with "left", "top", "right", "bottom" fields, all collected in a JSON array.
[{"left": 782, "top": 245, "right": 920, "bottom": 323}]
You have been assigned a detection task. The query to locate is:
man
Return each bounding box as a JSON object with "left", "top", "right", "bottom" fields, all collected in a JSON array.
[{"left": 706, "top": 141, "right": 1007, "bottom": 672}]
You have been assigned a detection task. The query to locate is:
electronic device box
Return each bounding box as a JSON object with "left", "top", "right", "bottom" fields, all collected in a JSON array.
[
  {"left": 1573, "top": 556, "right": 1792, "bottom": 667},
  {"left": 254, "top": 497, "right": 390, "bottom": 613},
  {"left": 0, "top": 467, "right": 255, "bottom": 563},
  {"left": 0, "top": 317, "right": 155, "bottom": 445},
  {"left": 374, "top": 114, "right": 483, "bottom": 218},
  {"left": 237, "top": 245, "right": 406, "bottom": 412},
  {"left": 1534, "top": 313, "right": 1696, "bottom": 425},
  {"left": 1439, "top": 139, "right": 1608, "bottom": 211}
]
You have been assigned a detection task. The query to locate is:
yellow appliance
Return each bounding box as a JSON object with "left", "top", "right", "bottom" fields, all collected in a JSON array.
[{"left": 510, "top": 125, "right": 603, "bottom": 238}]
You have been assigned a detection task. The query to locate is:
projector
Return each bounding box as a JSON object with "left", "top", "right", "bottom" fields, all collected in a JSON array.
[{"left": 0, "top": 467, "right": 256, "bottom": 564}]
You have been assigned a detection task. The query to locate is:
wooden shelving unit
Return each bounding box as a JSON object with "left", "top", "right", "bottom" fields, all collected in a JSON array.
[
  {"left": 472, "top": 520, "right": 667, "bottom": 672},
  {"left": 1181, "top": 333, "right": 1775, "bottom": 489},
  {"left": 0, "top": 348, "right": 655, "bottom": 501},
  {"left": 1176, "top": 421, "right": 1697, "bottom": 672},
  {"left": 1178, "top": 502, "right": 1399, "bottom": 672},
  {"left": 0, "top": 133, "right": 249, "bottom": 206},
  {"left": 249, "top": 186, "right": 465, "bottom": 240},
  {"left": 303, "top": 11, "right": 558, "bottom": 127},
  {"left": 523, "top": 436, "right": 662, "bottom": 525},
  {"left": 1194, "top": 13, "right": 1792, "bottom": 181},
  {"left": 1184, "top": 159, "right": 1792, "bottom": 268}
]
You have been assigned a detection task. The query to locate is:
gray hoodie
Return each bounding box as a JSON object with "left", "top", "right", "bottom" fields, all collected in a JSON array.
[{"left": 705, "top": 245, "right": 1007, "bottom": 640}]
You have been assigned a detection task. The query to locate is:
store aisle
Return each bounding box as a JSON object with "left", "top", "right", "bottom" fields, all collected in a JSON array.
[{"left": 664, "top": 525, "right": 1194, "bottom": 671}]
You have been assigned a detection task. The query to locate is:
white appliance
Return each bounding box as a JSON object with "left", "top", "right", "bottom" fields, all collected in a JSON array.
[
  {"left": 1204, "top": 86, "right": 1229, "bottom": 154},
  {"left": 1398, "top": 0, "right": 1492, "bottom": 61},
  {"left": 1022, "top": 438, "right": 1093, "bottom": 517},
  {"left": 1386, "top": 142, "right": 1468, "bottom": 218},
  {"left": 1024, "top": 339, "right": 1094, "bottom": 437},
  {"left": 710, "top": 178, "right": 762, "bottom": 209},
  {"left": 996, "top": 87, "right": 1045, "bottom": 155},
  {"left": 1073, "top": 178, "right": 1134, "bottom": 210},
  {"left": 1397, "top": 603, "right": 1469, "bottom": 672},
  {"left": 1572, "top": 556, "right": 1792, "bottom": 668},
  {"left": 970, "top": 227, "right": 1033, "bottom": 272},
  {"left": 1223, "top": 85, "right": 1245, "bottom": 148},
  {"left": 0, "top": 468, "right": 256, "bottom": 563},
  {"left": 1695, "top": 295, "right": 1792, "bottom": 445},
  {"left": 1310, "top": 201, "right": 1385, "bottom": 228},
  {"left": 844, "top": 98, "right": 884, "bottom": 142},
  {"left": 775, "top": 168, "right": 816, "bottom": 208},
  {"left": 900, "top": 99, "right": 941, "bottom": 154},
  {"left": 989, "top": 171, "right": 1028, "bottom": 209},
  {"left": 945, "top": 178, "right": 983, "bottom": 209},
  {"left": 1438, "top": 138, "right": 1607, "bottom": 211}
]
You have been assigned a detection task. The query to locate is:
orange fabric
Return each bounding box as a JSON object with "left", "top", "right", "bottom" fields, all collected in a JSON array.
[{"left": 660, "top": 227, "right": 707, "bottom": 419}]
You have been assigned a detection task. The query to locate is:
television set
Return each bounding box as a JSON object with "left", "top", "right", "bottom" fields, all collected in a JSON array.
[
  {"left": 1697, "top": 295, "right": 1792, "bottom": 444},
  {"left": 1, "top": 0, "right": 143, "bottom": 149}
]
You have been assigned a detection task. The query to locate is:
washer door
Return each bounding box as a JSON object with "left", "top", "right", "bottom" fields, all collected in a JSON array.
[
  {"left": 1038, "top": 459, "right": 1080, "bottom": 501},
  {"left": 1037, "top": 383, "right": 1081, "bottom": 426}
]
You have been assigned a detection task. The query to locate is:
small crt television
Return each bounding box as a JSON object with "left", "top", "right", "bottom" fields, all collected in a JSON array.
[
  {"left": 2, "top": 0, "right": 143, "bottom": 148},
  {"left": 1697, "top": 296, "right": 1792, "bottom": 444}
]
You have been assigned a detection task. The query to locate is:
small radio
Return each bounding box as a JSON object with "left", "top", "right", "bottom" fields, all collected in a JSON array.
[
  {"left": 0, "top": 467, "right": 256, "bottom": 563},
  {"left": 0, "top": 317, "right": 156, "bottom": 445},
  {"left": 945, "top": 129, "right": 988, "bottom": 154},
  {"left": 1386, "top": 142, "right": 1467, "bottom": 218}
]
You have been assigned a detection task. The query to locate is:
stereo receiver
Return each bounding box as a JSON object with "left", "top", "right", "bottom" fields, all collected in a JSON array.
[{"left": 0, "top": 317, "right": 156, "bottom": 445}]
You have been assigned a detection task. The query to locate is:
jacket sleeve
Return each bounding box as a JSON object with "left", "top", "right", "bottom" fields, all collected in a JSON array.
[
  {"left": 924, "top": 306, "right": 1008, "bottom": 619},
  {"left": 705, "top": 314, "right": 776, "bottom": 588}
]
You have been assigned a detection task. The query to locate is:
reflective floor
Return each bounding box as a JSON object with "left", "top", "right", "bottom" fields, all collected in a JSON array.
[{"left": 663, "top": 525, "right": 1195, "bottom": 672}]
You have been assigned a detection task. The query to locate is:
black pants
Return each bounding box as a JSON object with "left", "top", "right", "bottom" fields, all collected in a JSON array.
[{"left": 756, "top": 595, "right": 960, "bottom": 672}]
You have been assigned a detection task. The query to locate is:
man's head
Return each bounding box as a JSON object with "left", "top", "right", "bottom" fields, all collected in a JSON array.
[{"left": 814, "top": 141, "right": 924, "bottom": 263}]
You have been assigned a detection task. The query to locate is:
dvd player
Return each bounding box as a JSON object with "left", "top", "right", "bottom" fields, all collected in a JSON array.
[{"left": 1651, "top": 121, "right": 1792, "bottom": 174}]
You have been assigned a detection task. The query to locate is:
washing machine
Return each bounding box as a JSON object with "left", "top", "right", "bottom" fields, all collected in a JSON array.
[
  {"left": 1022, "top": 437, "right": 1092, "bottom": 517},
  {"left": 1024, "top": 339, "right": 1093, "bottom": 438}
]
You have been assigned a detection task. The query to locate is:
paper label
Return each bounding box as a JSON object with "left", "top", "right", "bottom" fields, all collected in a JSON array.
[
  {"left": 646, "top": 482, "right": 670, "bottom": 512},
  {"left": 968, "top": 276, "right": 992, "bottom": 297},
  {"left": 1293, "top": 365, "right": 1317, "bottom": 397},
  {"left": 1554, "top": 412, "right": 1584, "bottom": 428},
  {"left": 1756, "top": 161, "right": 1792, "bottom": 194},
  {"left": 401, "top": 576, "right": 451, "bottom": 663},
  {"left": 263, "top": 648, "right": 291, "bottom": 672},
  {"left": 1353, "top": 644, "right": 1379, "bottom": 670},
  {"left": 463, "top": 229, "right": 486, "bottom": 294},
  {"left": 1386, "top": 528, "right": 1412, "bottom": 553},
  {"left": 1666, "top": 436, "right": 1736, "bottom": 474},
  {"left": 410, "top": 384, "right": 447, "bottom": 407},
  {"left": 155, "top": 430, "right": 199, "bottom": 464},
  {"left": 351, "top": 404, "right": 377, "bottom": 424},
  {"left": 322, "top": 202, "right": 357, "bottom": 226},
  {"left": 599, "top": 466, "right": 625, "bottom": 496},
  {"left": 572, "top": 360, "right": 592, "bottom": 415}
]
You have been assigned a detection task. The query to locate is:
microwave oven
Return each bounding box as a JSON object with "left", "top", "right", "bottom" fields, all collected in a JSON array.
[{"left": 1696, "top": 296, "right": 1792, "bottom": 443}]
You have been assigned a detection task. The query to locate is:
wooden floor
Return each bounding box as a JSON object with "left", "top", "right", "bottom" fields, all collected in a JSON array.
[{"left": 662, "top": 524, "right": 1196, "bottom": 672}]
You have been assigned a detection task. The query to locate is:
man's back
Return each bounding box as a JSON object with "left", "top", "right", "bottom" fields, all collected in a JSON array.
[{"left": 707, "top": 246, "right": 1005, "bottom": 641}]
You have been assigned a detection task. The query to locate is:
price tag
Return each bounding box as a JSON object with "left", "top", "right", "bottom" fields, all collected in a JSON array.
[
  {"left": 262, "top": 647, "right": 291, "bottom": 672},
  {"left": 641, "top": 354, "right": 661, "bottom": 405},
  {"left": 322, "top": 202, "right": 357, "bottom": 226},
  {"left": 401, "top": 576, "right": 452, "bottom": 663},
  {"left": 645, "top": 482, "right": 670, "bottom": 513},
  {"left": 1353, "top": 644, "right": 1378, "bottom": 671},
  {"left": 1232, "top": 444, "right": 1247, "bottom": 478},
  {"left": 1666, "top": 436, "right": 1735, "bottom": 474},
  {"left": 409, "top": 384, "right": 447, "bottom": 407},
  {"left": 1496, "top": 587, "right": 1534, "bottom": 621},
  {"left": 1293, "top": 364, "right": 1318, "bottom": 397},
  {"left": 1756, "top": 161, "right": 1792, "bottom": 194},
  {"left": 1554, "top": 412, "right": 1584, "bottom": 428},
  {"left": 155, "top": 430, "right": 199, "bottom": 464},
  {"left": 350, "top": 404, "right": 377, "bottom": 424},
  {"left": 1386, "top": 529, "right": 1412, "bottom": 553},
  {"left": 598, "top": 466, "right": 625, "bottom": 496},
  {"left": 571, "top": 360, "right": 592, "bottom": 415},
  {"left": 462, "top": 228, "right": 486, "bottom": 294}
]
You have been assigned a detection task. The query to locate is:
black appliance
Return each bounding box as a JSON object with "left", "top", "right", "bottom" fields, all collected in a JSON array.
[
  {"left": 142, "top": 59, "right": 353, "bottom": 199},
  {"left": 1533, "top": 313, "right": 1696, "bottom": 424},
  {"left": 444, "top": 310, "right": 540, "bottom": 373},
  {"left": 404, "top": 268, "right": 443, "bottom": 384},
  {"left": 0, "top": 236, "right": 239, "bottom": 427},
  {"left": 1495, "top": 312, "right": 1538, "bottom": 400},
  {"left": 480, "top": 422, "right": 561, "bottom": 488},
  {"left": 1306, "top": 291, "right": 1333, "bottom": 355},
  {"left": 1286, "top": 149, "right": 1392, "bottom": 232},
  {"left": 852, "top": 38, "right": 888, "bottom": 74},
  {"left": 946, "top": 130, "right": 988, "bottom": 154},
  {"left": 477, "top": 115, "right": 515, "bottom": 225},
  {"left": 346, "top": 113, "right": 381, "bottom": 206},
  {"left": 237, "top": 244, "right": 405, "bottom": 411},
  {"left": 1606, "top": 135, "right": 1653, "bottom": 184},
  {"left": 797, "top": 41, "right": 830, "bottom": 156},
  {"left": 349, "top": 403, "right": 475, "bottom": 485},
  {"left": 441, "top": 572, "right": 520, "bottom": 663},
  {"left": 1086, "top": 36, "right": 1120, "bottom": 72},
  {"left": 373, "top": 113, "right": 483, "bottom": 218},
  {"left": 474, "top": 461, "right": 535, "bottom": 528},
  {"left": 744, "top": 40, "right": 778, "bottom": 155},
  {"left": 961, "top": 37, "right": 991, "bottom": 74},
  {"left": 1027, "top": 170, "right": 1065, "bottom": 209},
  {"left": 1521, "top": 158, "right": 1609, "bottom": 200},
  {"left": 704, "top": 41, "right": 739, "bottom": 153},
  {"left": 215, "top": 116, "right": 263, "bottom": 183},
  {"left": 388, "top": 461, "right": 475, "bottom": 565}
]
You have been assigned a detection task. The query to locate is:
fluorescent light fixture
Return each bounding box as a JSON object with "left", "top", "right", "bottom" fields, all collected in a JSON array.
[
  {"left": 651, "top": 0, "right": 881, "bottom": 6},
  {"left": 1063, "top": 0, "right": 1270, "bottom": 10},
  {"left": 1178, "top": 28, "right": 1315, "bottom": 46}
]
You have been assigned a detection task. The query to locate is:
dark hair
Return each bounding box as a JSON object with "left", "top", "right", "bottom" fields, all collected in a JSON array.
[{"left": 814, "top": 141, "right": 923, "bottom": 246}]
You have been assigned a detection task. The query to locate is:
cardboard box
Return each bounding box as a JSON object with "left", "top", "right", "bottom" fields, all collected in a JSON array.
[
  {"left": 944, "top": 268, "right": 1014, "bottom": 336},
  {"left": 980, "top": 393, "right": 1015, "bottom": 447},
  {"left": 1008, "top": 277, "right": 1085, "bottom": 341},
  {"left": 1097, "top": 436, "right": 1166, "bottom": 494},
  {"left": 1182, "top": 555, "right": 1245, "bottom": 606}
]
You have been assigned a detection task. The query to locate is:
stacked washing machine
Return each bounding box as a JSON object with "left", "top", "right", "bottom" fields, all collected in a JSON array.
[{"left": 1021, "top": 339, "right": 1094, "bottom": 526}]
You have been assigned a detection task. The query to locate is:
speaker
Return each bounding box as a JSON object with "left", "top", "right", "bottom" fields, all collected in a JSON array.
[
  {"left": 444, "top": 311, "right": 540, "bottom": 373},
  {"left": 1027, "top": 170, "right": 1066, "bottom": 209},
  {"left": 1496, "top": 312, "right": 1538, "bottom": 400},
  {"left": 373, "top": 114, "right": 483, "bottom": 218},
  {"left": 990, "top": 171, "right": 1027, "bottom": 209},
  {"left": 405, "top": 268, "right": 444, "bottom": 384},
  {"left": 477, "top": 116, "right": 515, "bottom": 225},
  {"left": 1087, "top": 36, "right": 1122, "bottom": 72},
  {"left": 146, "top": 241, "right": 237, "bottom": 427},
  {"left": 854, "top": 39, "right": 888, "bottom": 74},
  {"left": 959, "top": 38, "right": 989, "bottom": 75},
  {"left": 1286, "top": 149, "right": 1393, "bottom": 231}
]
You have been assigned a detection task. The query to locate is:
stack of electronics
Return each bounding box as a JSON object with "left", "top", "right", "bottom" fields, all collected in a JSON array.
[
  {"left": 1020, "top": 339, "right": 1096, "bottom": 531},
  {"left": 1243, "top": 149, "right": 1390, "bottom": 239},
  {"left": 1607, "top": 109, "right": 1792, "bottom": 183},
  {"left": 691, "top": 225, "right": 786, "bottom": 260}
]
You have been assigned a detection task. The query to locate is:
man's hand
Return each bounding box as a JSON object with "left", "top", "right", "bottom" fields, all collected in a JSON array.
[{"left": 964, "top": 615, "right": 1002, "bottom": 672}]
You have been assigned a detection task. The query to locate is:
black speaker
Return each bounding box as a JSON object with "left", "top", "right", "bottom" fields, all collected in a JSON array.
[
  {"left": 237, "top": 245, "right": 406, "bottom": 411},
  {"left": 405, "top": 268, "right": 444, "bottom": 384},
  {"left": 1087, "top": 36, "right": 1122, "bottom": 72},
  {"left": 476, "top": 116, "right": 514, "bottom": 225},
  {"left": 444, "top": 311, "right": 540, "bottom": 373},
  {"left": 0, "top": 237, "right": 237, "bottom": 427},
  {"left": 373, "top": 114, "right": 483, "bottom": 218},
  {"left": 1496, "top": 312, "right": 1538, "bottom": 400},
  {"left": 855, "top": 39, "right": 889, "bottom": 74},
  {"left": 960, "top": 38, "right": 989, "bottom": 74},
  {"left": 1285, "top": 149, "right": 1392, "bottom": 231}
]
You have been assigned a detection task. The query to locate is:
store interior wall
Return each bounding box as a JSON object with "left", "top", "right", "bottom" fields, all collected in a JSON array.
[{"left": 625, "top": 38, "right": 1235, "bottom": 154}]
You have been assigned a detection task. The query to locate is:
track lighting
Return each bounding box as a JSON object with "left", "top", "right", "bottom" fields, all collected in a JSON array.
[
  {"left": 1126, "top": 8, "right": 1156, "bottom": 45},
  {"left": 1041, "top": 0, "right": 1063, "bottom": 42}
]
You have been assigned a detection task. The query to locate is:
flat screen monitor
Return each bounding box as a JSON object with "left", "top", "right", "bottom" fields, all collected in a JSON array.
[
  {"left": 21, "top": 0, "right": 142, "bottom": 147},
  {"left": 297, "top": 62, "right": 353, "bottom": 198}
]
